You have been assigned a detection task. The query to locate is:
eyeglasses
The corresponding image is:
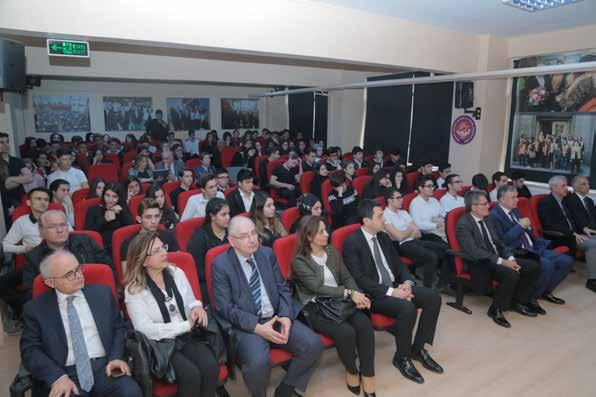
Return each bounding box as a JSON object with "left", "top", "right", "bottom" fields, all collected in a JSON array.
[
  {"left": 230, "top": 230, "right": 259, "bottom": 240},
  {"left": 474, "top": 202, "right": 490, "bottom": 207},
  {"left": 423, "top": 184, "right": 434, "bottom": 188},
  {"left": 147, "top": 244, "right": 168, "bottom": 256},
  {"left": 49, "top": 265, "right": 84, "bottom": 281},
  {"left": 46, "top": 223, "right": 69, "bottom": 231}
]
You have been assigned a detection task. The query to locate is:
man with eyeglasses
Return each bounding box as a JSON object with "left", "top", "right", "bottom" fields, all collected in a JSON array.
[
  {"left": 410, "top": 175, "right": 447, "bottom": 241},
  {"left": 21, "top": 250, "right": 142, "bottom": 397},
  {"left": 456, "top": 191, "right": 541, "bottom": 328},
  {"left": 23, "top": 210, "right": 112, "bottom": 301},
  {"left": 439, "top": 174, "right": 465, "bottom": 213},
  {"left": 211, "top": 216, "right": 323, "bottom": 397}
]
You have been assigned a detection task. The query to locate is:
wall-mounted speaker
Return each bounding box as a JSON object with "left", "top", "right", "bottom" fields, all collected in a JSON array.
[
  {"left": 455, "top": 81, "right": 474, "bottom": 109},
  {"left": 0, "top": 38, "right": 26, "bottom": 92}
]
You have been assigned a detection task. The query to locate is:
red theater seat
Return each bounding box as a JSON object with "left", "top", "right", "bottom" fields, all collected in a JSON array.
[
  {"left": 299, "top": 171, "right": 315, "bottom": 194},
  {"left": 33, "top": 264, "right": 116, "bottom": 300},
  {"left": 74, "top": 198, "right": 100, "bottom": 230},
  {"left": 401, "top": 192, "right": 418, "bottom": 212},
  {"left": 70, "top": 230, "right": 104, "bottom": 248},
  {"left": 88, "top": 164, "right": 118, "bottom": 183},
  {"left": 352, "top": 175, "right": 372, "bottom": 197},
  {"left": 175, "top": 217, "right": 205, "bottom": 252},
  {"left": 280, "top": 207, "right": 300, "bottom": 233},
  {"left": 177, "top": 188, "right": 202, "bottom": 216}
]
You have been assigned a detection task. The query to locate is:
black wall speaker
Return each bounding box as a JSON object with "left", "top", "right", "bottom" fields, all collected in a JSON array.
[
  {"left": 0, "top": 38, "right": 26, "bottom": 92},
  {"left": 455, "top": 81, "right": 474, "bottom": 109}
]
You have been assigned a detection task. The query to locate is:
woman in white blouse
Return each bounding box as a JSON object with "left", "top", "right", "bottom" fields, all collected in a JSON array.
[{"left": 124, "top": 233, "right": 218, "bottom": 397}]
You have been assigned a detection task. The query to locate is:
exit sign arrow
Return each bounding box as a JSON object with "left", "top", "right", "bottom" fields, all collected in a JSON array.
[{"left": 47, "top": 39, "right": 90, "bottom": 58}]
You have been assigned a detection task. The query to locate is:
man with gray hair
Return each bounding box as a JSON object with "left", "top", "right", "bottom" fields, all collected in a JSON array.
[
  {"left": 456, "top": 190, "right": 541, "bottom": 328},
  {"left": 20, "top": 251, "right": 141, "bottom": 397},
  {"left": 538, "top": 175, "right": 596, "bottom": 292},
  {"left": 490, "top": 185, "right": 573, "bottom": 309},
  {"left": 23, "top": 210, "right": 112, "bottom": 300}
]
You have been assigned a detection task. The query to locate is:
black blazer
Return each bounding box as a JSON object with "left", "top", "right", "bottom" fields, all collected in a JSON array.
[
  {"left": 342, "top": 229, "right": 413, "bottom": 300},
  {"left": 563, "top": 193, "right": 596, "bottom": 233},
  {"left": 20, "top": 284, "right": 126, "bottom": 388},
  {"left": 537, "top": 194, "right": 574, "bottom": 236},
  {"left": 227, "top": 188, "right": 255, "bottom": 217}
]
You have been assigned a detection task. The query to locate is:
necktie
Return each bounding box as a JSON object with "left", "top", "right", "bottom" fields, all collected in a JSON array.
[
  {"left": 371, "top": 237, "right": 392, "bottom": 287},
  {"left": 66, "top": 296, "right": 94, "bottom": 392},
  {"left": 247, "top": 259, "right": 262, "bottom": 316},
  {"left": 584, "top": 197, "right": 593, "bottom": 218},
  {"left": 509, "top": 212, "right": 532, "bottom": 249},
  {"left": 478, "top": 220, "right": 497, "bottom": 255}
]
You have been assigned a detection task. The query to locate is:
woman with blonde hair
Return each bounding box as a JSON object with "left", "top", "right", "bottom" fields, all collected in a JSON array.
[
  {"left": 250, "top": 192, "right": 287, "bottom": 247},
  {"left": 124, "top": 233, "right": 219, "bottom": 397}
]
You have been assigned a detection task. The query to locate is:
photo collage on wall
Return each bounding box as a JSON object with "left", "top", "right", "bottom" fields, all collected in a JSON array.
[
  {"left": 507, "top": 50, "right": 596, "bottom": 181},
  {"left": 166, "top": 97, "right": 210, "bottom": 131},
  {"left": 103, "top": 96, "right": 153, "bottom": 131},
  {"left": 221, "top": 98, "right": 259, "bottom": 129},
  {"left": 33, "top": 95, "right": 91, "bottom": 133}
]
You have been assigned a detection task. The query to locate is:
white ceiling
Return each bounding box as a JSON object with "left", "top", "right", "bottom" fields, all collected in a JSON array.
[{"left": 309, "top": 0, "right": 596, "bottom": 37}]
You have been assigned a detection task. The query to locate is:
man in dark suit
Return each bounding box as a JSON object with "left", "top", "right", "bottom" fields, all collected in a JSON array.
[
  {"left": 227, "top": 169, "right": 256, "bottom": 217},
  {"left": 490, "top": 185, "right": 572, "bottom": 310},
  {"left": 511, "top": 170, "right": 532, "bottom": 199},
  {"left": 563, "top": 176, "right": 596, "bottom": 292},
  {"left": 457, "top": 191, "right": 541, "bottom": 328},
  {"left": 211, "top": 216, "right": 323, "bottom": 397},
  {"left": 20, "top": 251, "right": 141, "bottom": 397},
  {"left": 343, "top": 199, "right": 443, "bottom": 385}
]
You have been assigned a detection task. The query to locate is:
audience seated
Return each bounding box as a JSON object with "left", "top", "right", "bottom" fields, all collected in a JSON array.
[
  {"left": 215, "top": 168, "right": 230, "bottom": 194},
  {"left": 351, "top": 146, "right": 365, "bottom": 169},
  {"left": 325, "top": 147, "right": 343, "bottom": 171},
  {"left": 145, "top": 184, "right": 180, "bottom": 229},
  {"left": 84, "top": 182, "right": 134, "bottom": 252},
  {"left": 124, "top": 176, "right": 143, "bottom": 204},
  {"left": 371, "top": 149, "right": 385, "bottom": 169},
  {"left": 310, "top": 163, "right": 329, "bottom": 200},
  {"left": 270, "top": 154, "right": 302, "bottom": 207},
  {"left": 410, "top": 175, "right": 447, "bottom": 241},
  {"left": 416, "top": 160, "right": 437, "bottom": 188},
  {"left": 301, "top": 147, "right": 317, "bottom": 172},
  {"left": 511, "top": 170, "right": 532, "bottom": 198},
  {"left": 385, "top": 149, "right": 404, "bottom": 169},
  {"left": 211, "top": 216, "right": 324, "bottom": 397},
  {"left": 49, "top": 179, "right": 75, "bottom": 228},
  {"left": 259, "top": 147, "right": 280, "bottom": 190},
  {"left": 128, "top": 155, "right": 154, "bottom": 184},
  {"left": 363, "top": 170, "right": 392, "bottom": 199},
  {"left": 124, "top": 233, "right": 220, "bottom": 397},
  {"left": 251, "top": 193, "right": 288, "bottom": 248},
  {"left": 146, "top": 109, "right": 169, "bottom": 142},
  {"left": 343, "top": 200, "right": 443, "bottom": 384},
  {"left": 170, "top": 169, "right": 195, "bottom": 213},
  {"left": 181, "top": 174, "right": 225, "bottom": 221},
  {"left": 155, "top": 150, "right": 183, "bottom": 182},
  {"left": 435, "top": 163, "right": 451, "bottom": 189},
  {"left": 188, "top": 198, "right": 229, "bottom": 305},
  {"left": 489, "top": 171, "right": 509, "bottom": 201},
  {"left": 456, "top": 191, "right": 541, "bottom": 328},
  {"left": 231, "top": 140, "right": 257, "bottom": 168},
  {"left": 184, "top": 130, "right": 200, "bottom": 157},
  {"left": 290, "top": 193, "right": 324, "bottom": 233},
  {"left": 21, "top": 251, "right": 142, "bottom": 397},
  {"left": 195, "top": 152, "right": 216, "bottom": 178},
  {"left": 439, "top": 174, "right": 465, "bottom": 213},
  {"left": 343, "top": 160, "right": 356, "bottom": 184},
  {"left": 47, "top": 148, "right": 89, "bottom": 193},
  {"left": 471, "top": 173, "right": 489, "bottom": 193},
  {"left": 291, "top": 215, "right": 376, "bottom": 396},
  {"left": 227, "top": 169, "right": 256, "bottom": 217},
  {"left": 391, "top": 167, "right": 410, "bottom": 196},
  {"left": 490, "top": 185, "right": 572, "bottom": 310},
  {"left": 328, "top": 170, "right": 360, "bottom": 228},
  {"left": 3, "top": 187, "right": 49, "bottom": 255}
]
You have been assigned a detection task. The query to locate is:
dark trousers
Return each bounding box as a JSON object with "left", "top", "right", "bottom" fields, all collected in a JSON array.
[
  {"left": 305, "top": 306, "right": 375, "bottom": 377},
  {"left": 0, "top": 270, "right": 24, "bottom": 316},
  {"left": 170, "top": 339, "right": 219, "bottom": 397},
  {"left": 32, "top": 357, "right": 142, "bottom": 397},
  {"left": 534, "top": 250, "right": 573, "bottom": 300},
  {"left": 277, "top": 188, "right": 299, "bottom": 207},
  {"left": 235, "top": 319, "right": 323, "bottom": 397},
  {"left": 398, "top": 239, "right": 449, "bottom": 288},
  {"left": 371, "top": 286, "right": 441, "bottom": 359},
  {"left": 470, "top": 258, "right": 541, "bottom": 310}
]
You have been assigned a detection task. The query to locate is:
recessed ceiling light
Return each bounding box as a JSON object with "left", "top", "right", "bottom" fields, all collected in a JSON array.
[{"left": 502, "top": 0, "right": 583, "bottom": 12}]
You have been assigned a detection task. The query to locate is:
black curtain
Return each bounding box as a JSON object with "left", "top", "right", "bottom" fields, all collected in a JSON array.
[
  {"left": 314, "top": 93, "right": 328, "bottom": 143},
  {"left": 289, "top": 92, "right": 313, "bottom": 138}
]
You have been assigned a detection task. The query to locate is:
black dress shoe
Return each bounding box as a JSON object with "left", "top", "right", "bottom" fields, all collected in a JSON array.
[
  {"left": 511, "top": 303, "right": 538, "bottom": 317},
  {"left": 274, "top": 382, "right": 299, "bottom": 397},
  {"left": 392, "top": 356, "right": 424, "bottom": 384},
  {"left": 586, "top": 279, "right": 596, "bottom": 293},
  {"left": 527, "top": 302, "right": 546, "bottom": 315},
  {"left": 412, "top": 348, "right": 444, "bottom": 374},
  {"left": 541, "top": 293, "right": 565, "bottom": 304},
  {"left": 346, "top": 373, "right": 360, "bottom": 395},
  {"left": 487, "top": 306, "right": 511, "bottom": 328}
]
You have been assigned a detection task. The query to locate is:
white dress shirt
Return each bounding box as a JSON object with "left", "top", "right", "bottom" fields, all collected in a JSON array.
[
  {"left": 184, "top": 138, "right": 200, "bottom": 156},
  {"left": 383, "top": 207, "right": 414, "bottom": 244},
  {"left": 440, "top": 192, "right": 465, "bottom": 213},
  {"left": 56, "top": 289, "right": 106, "bottom": 366},
  {"left": 2, "top": 215, "right": 42, "bottom": 254},
  {"left": 410, "top": 195, "right": 446, "bottom": 233},
  {"left": 311, "top": 253, "right": 338, "bottom": 287},
  {"left": 240, "top": 190, "right": 255, "bottom": 213},
  {"left": 235, "top": 250, "right": 274, "bottom": 318},
  {"left": 125, "top": 265, "right": 202, "bottom": 341},
  {"left": 361, "top": 227, "right": 396, "bottom": 296},
  {"left": 489, "top": 189, "right": 498, "bottom": 202},
  {"left": 47, "top": 167, "right": 88, "bottom": 193},
  {"left": 180, "top": 191, "right": 225, "bottom": 221}
]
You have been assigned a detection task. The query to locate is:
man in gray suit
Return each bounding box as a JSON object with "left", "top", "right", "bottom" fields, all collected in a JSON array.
[
  {"left": 456, "top": 191, "right": 541, "bottom": 328},
  {"left": 211, "top": 216, "right": 323, "bottom": 397}
]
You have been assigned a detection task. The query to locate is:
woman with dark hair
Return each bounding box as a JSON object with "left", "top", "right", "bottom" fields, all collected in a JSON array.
[
  {"left": 290, "top": 193, "right": 324, "bottom": 234},
  {"left": 84, "top": 181, "right": 134, "bottom": 251},
  {"left": 328, "top": 170, "right": 359, "bottom": 228},
  {"left": 250, "top": 192, "right": 287, "bottom": 247},
  {"left": 87, "top": 177, "right": 106, "bottom": 199},
  {"left": 129, "top": 154, "right": 154, "bottom": 183},
  {"left": 124, "top": 233, "right": 221, "bottom": 397},
  {"left": 391, "top": 167, "right": 410, "bottom": 195},
  {"left": 471, "top": 173, "right": 489, "bottom": 193},
  {"left": 124, "top": 133, "right": 138, "bottom": 151},
  {"left": 367, "top": 160, "right": 381, "bottom": 176},
  {"left": 49, "top": 133, "right": 64, "bottom": 144},
  {"left": 363, "top": 170, "right": 393, "bottom": 199},
  {"left": 89, "top": 148, "right": 112, "bottom": 165},
  {"left": 291, "top": 216, "right": 375, "bottom": 396},
  {"left": 222, "top": 131, "right": 233, "bottom": 147},
  {"left": 85, "top": 132, "right": 95, "bottom": 142},
  {"left": 125, "top": 176, "right": 144, "bottom": 204},
  {"left": 343, "top": 160, "right": 356, "bottom": 184},
  {"left": 22, "top": 137, "right": 38, "bottom": 158},
  {"left": 145, "top": 184, "right": 180, "bottom": 229},
  {"left": 310, "top": 163, "right": 330, "bottom": 200}
]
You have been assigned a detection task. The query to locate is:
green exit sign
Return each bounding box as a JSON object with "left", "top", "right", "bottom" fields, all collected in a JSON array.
[{"left": 47, "top": 39, "right": 90, "bottom": 58}]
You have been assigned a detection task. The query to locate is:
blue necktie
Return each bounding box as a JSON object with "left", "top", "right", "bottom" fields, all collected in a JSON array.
[
  {"left": 247, "top": 259, "right": 262, "bottom": 316},
  {"left": 510, "top": 212, "right": 532, "bottom": 249},
  {"left": 67, "top": 296, "right": 94, "bottom": 392}
]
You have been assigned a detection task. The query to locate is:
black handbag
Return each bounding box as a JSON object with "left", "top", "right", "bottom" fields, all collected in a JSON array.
[{"left": 312, "top": 296, "right": 356, "bottom": 323}]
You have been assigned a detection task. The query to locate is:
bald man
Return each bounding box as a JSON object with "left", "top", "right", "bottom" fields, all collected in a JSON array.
[
  {"left": 211, "top": 216, "right": 323, "bottom": 397},
  {"left": 20, "top": 251, "right": 142, "bottom": 397}
]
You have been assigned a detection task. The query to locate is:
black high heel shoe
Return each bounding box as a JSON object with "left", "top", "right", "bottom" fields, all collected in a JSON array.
[
  {"left": 346, "top": 373, "right": 361, "bottom": 395},
  {"left": 363, "top": 392, "right": 376, "bottom": 397}
]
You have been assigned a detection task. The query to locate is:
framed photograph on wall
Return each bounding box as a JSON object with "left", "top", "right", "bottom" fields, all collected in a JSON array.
[
  {"left": 32, "top": 95, "right": 91, "bottom": 133},
  {"left": 103, "top": 96, "right": 152, "bottom": 131},
  {"left": 166, "top": 98, "right": 210, "bottom": 131},
  {"left": 221, "top": 98, "right": 259, "bottom": 129}
]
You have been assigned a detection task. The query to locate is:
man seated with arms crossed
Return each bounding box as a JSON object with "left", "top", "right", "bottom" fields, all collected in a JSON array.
[
  {"left": 180, "top": 174, "right": 225, "bottom": 221},
  {"left": 211, "top": 216, "right": 323, "bottom": 397},
  {"left": 439, "top": 174, "right": 465, "bottom": 213},
  {"left": 20, "top": 251, "right": 142, "bottom": 397},
  {"left": 270, "top": 153, "right": 303, "bottom": 207},
  {"left": 490, "top": 185, "right": 572, "bottom": 311},
  {"left": 538, "top": 175, "right": 596, "bottom": 293},
  {"left": 489, "top": 171, "right": 509, "bottom": 202},
  {"left": 227, "top": 169, "right": 256, "bottom": 217},
  {"left": 410, "top": 175, "right": 447, "bottom": 242},
  {"left": 344, "top": 199, "right": 444, "bottom": 385},
  {"left": 23, "top": 210, "right": 113, "bottom": 301},
  {"left": 456, "top": 191, "right": 541, "bottom": 328}
]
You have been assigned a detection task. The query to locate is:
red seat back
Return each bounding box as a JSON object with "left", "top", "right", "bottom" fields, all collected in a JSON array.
[
  {"left": 458, "top": 185, "right": 472, "bottom": 197},
  {"left": 355, "top": 168, "right": 369, "bottom": 177},
  {"left": 516, "top": 197, "right": 531, "bottom": 219},
  {"left": 122, "top": 150, "right": 137, "bottom": 165},
  {"left": 342, "top": 153, "right": 354, "bottom": 162},
  {"left": 299, "top": 171, "right": 315, "bottom": 194},
  {"left": 167, "top": 252, "right": 203, "bottom": 300},
  {"left": 185, "top": 158, "right": 202, "bottom": 171},
  {"left": 373, "top": 196, "right": 386, "bottom": 208},
  {"left": 88, "top": 164, "right": 118, "bottom": 183},
  {"left": 331, "top": 223, "right": 360, "bottom": 255},
  {"left": 486, "top": 183, "right": 496, "bottom": 193},
  {"left": 266, "top": 159, "right": 285, "bottom": 183},
  {"left": 104, "top": 153, "right": 120, "bottom": 166},
  {"left": 530, "top": 194, "right": 548, "bottom": 237},
  {"left": 32, "top": 264, "right": 117, "bottom": 301},
  {"left": 178, "top": 188, "right": 202, "bottom": 216},
  {"left": 74, "top": 198, "right": 100, "bottom": 230},
  {"left": 204, "top": 244, "right": 232, "bottom": 307},
  {"left": 406, "top": 172, "right": 420, "bottom": 190},
  {"left": 72, "top": 188, "right": 90, "bottom": 204},
  {"left": 175, "top": 217, "right": 205, "bottom": 251},
  {"left": 267, "top": 159, "right": 289, "bottom": 205},
  {"left": 70, "top": 230, "right": 104, "bottom": 248},
  {"left": 401, "top": 192, "right": 418, "bottom": 212},
  {"left": 224, "top": 186, "right": 236, "bottom": 198},
  {"left": 120, "top": 162, "right": 133, "bottom": 182},
  {"left": 352, "top": 175, "right": 373, "bottom": 197},
  {"left": 446, "top": 207, "right": 468, "bottom": 276},
  {"left": 433, "top": 189, "right": 448, "bottom": 201},
  {"left": 11, "top": 202, "right": 65, "bottom": 223},
  {"left": 112, "top": 224, "right": 142, "bottom": 284},
  {"left": 128, "top": 194, "right": 145, "bottom": 220},
  {"left": 272, "top": 234, "right": 297, "bottom": 279},
  {"left": 321, "top": 179, "right": 332, "bottom": 212},
  {"left": 221, "top": 147, "right": 241, "bottom": 168},
  {"left": 254, "top": 155, "right": 268, "bottom": 185},
  {"left": 280, "top": 207, "right": 300, "bottom": 232}
]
